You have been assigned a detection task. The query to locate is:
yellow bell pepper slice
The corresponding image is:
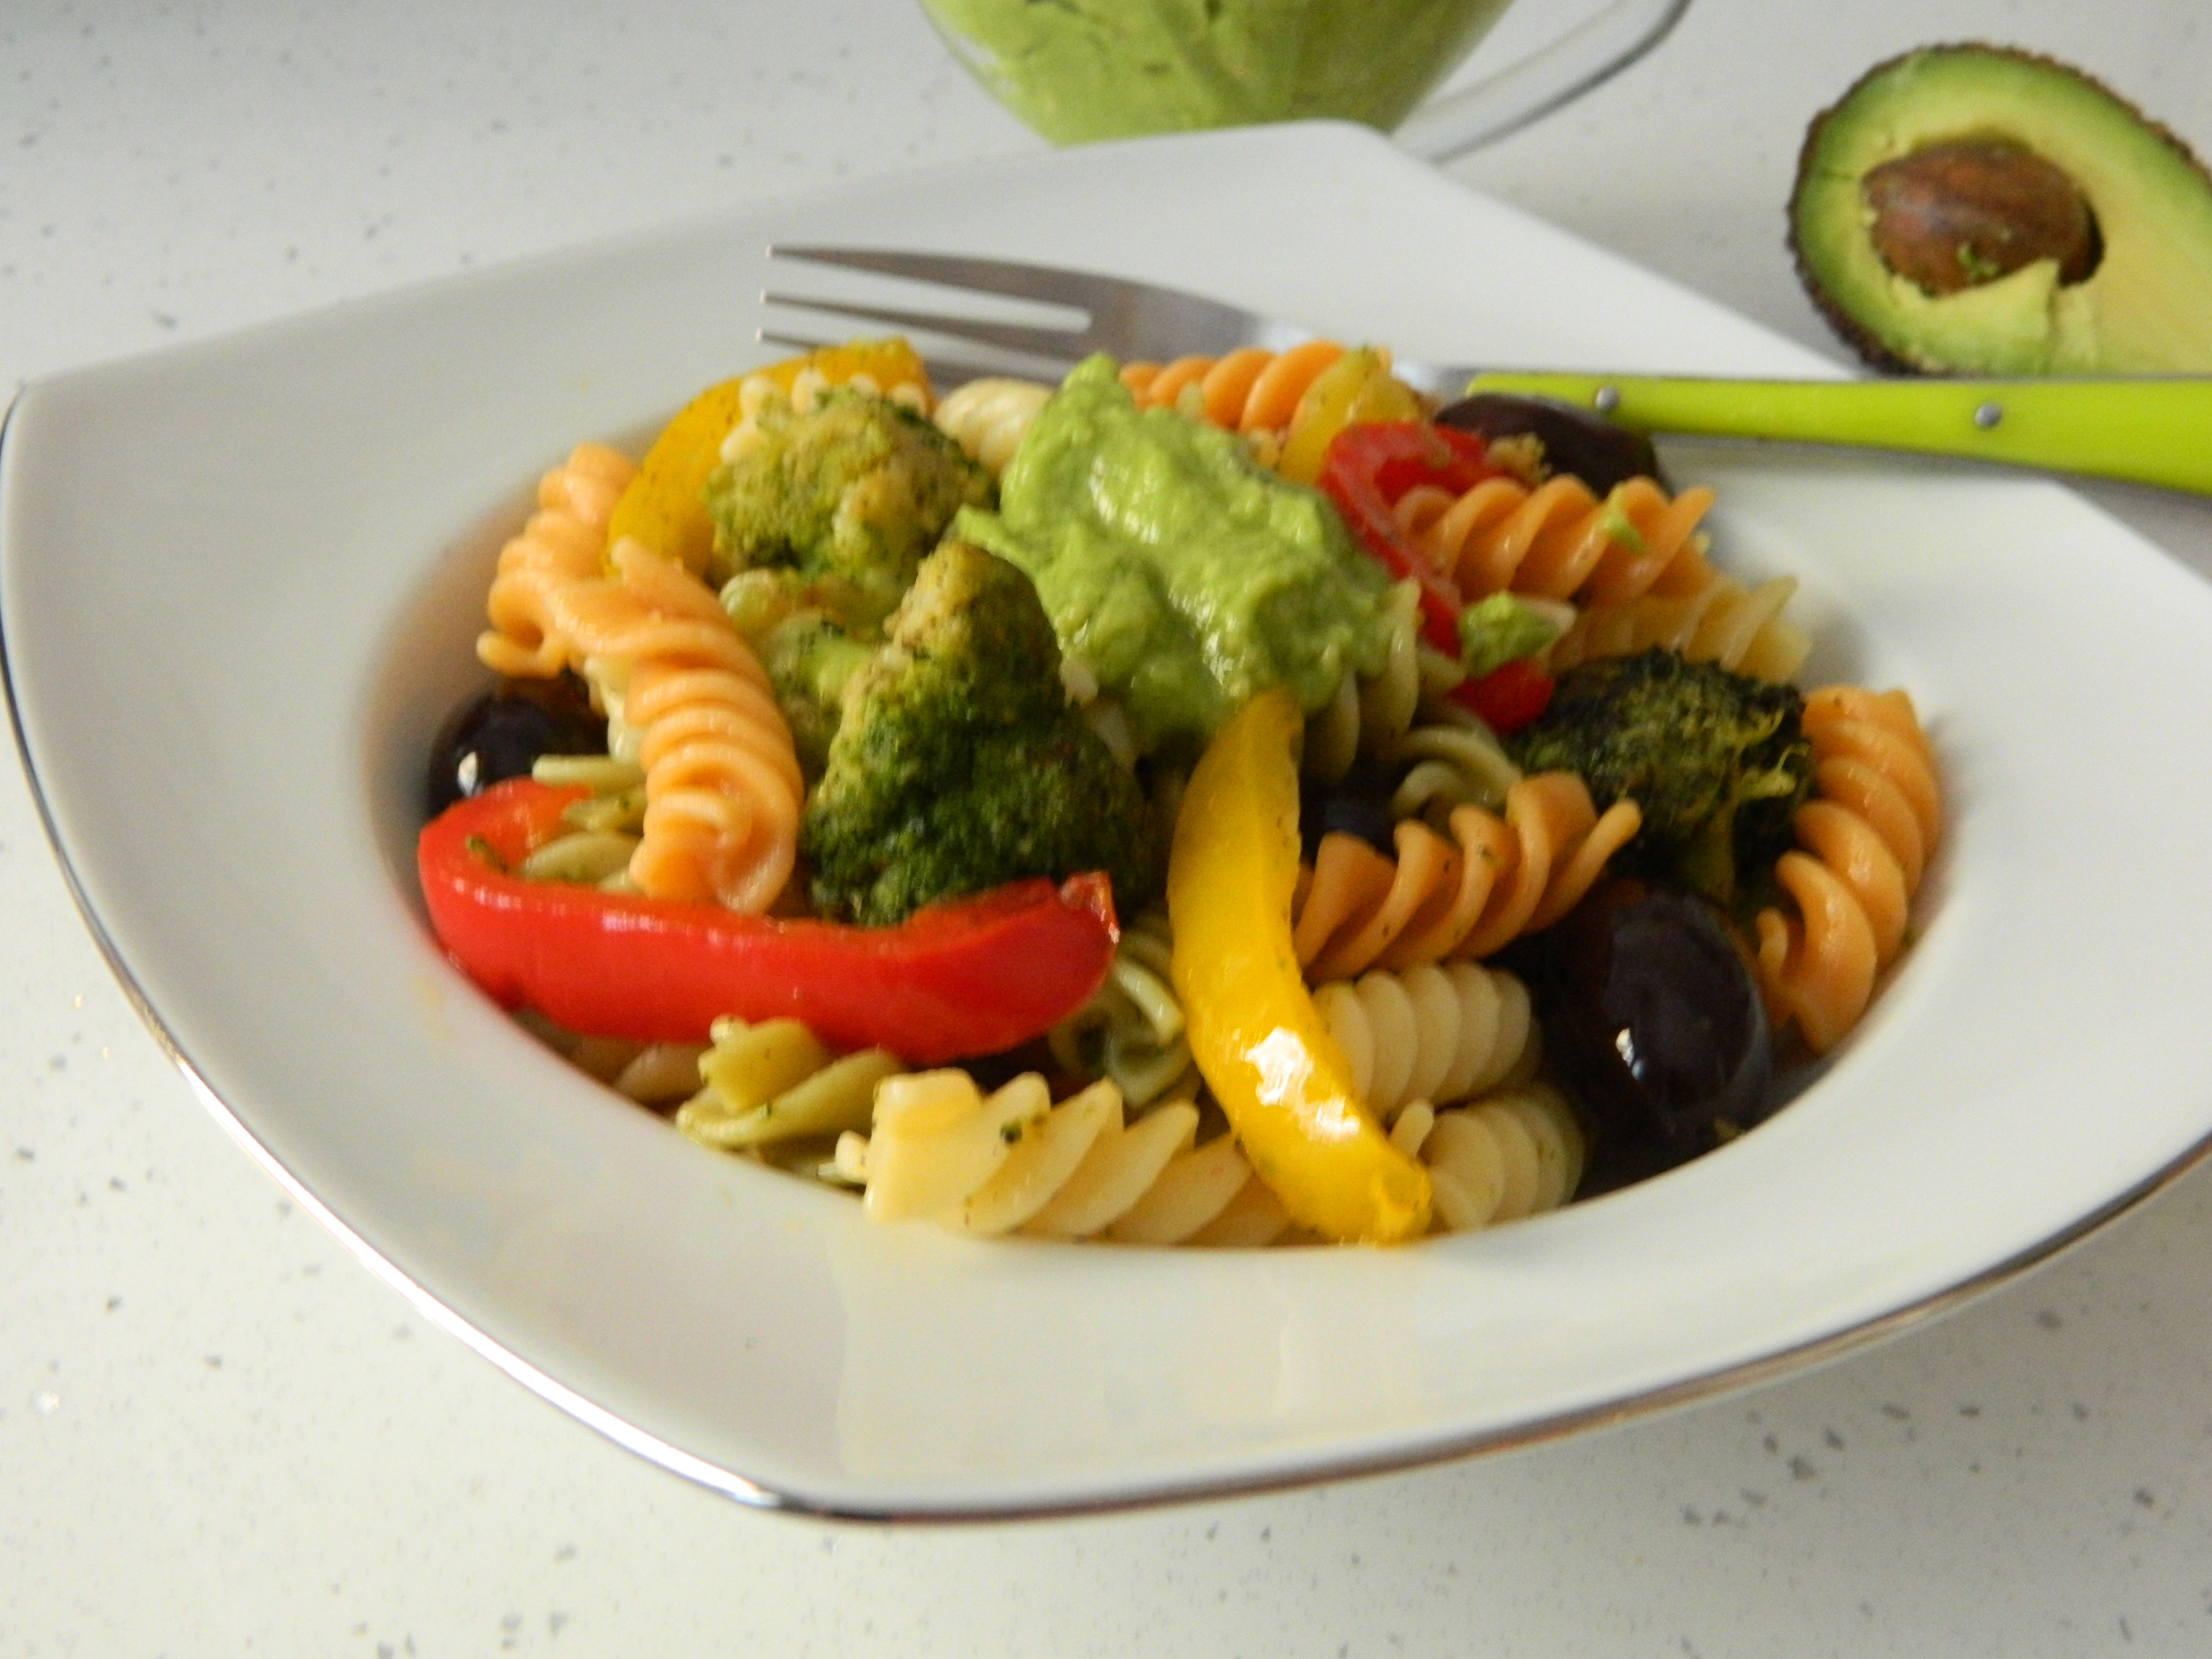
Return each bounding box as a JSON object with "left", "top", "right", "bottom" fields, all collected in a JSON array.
[
  {"left": 1274, "top": 347, "right": 1426, "bottom": 484},
  {"left": 1167, "top": 688, "right": 1433, "bottom": 1243},
  {"left": 606, "top": 375, "right": 748, "bottom": 575},
  {"left": 753, "top": 336, "right": 931, "bottom": 405},
  {"left": 605, "top": 338, "right": 934, "bottom": 577}
]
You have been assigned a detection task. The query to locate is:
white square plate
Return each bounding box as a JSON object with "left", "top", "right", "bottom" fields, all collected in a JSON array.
[{"left": 10, "top": 121, "right": 2212, "bottom": 1518}]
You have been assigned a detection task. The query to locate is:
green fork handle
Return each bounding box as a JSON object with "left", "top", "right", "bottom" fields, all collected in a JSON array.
[{"left": 1461, "top": 372, "right": 2212, "bottom": 496}]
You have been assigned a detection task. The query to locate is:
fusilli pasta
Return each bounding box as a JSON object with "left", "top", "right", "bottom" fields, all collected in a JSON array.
[
  {"left": 516, "top": 826, "right": 639, "bottom": 887},
  {"left": 676, "top": 1015, "right": 905, "bottom": 1152},
  {"left": 1385, "top": 708, "right": 1522, "bottom": 822},
  {"left": 1752, "top": 686, "right": 1941, "bottom": 1053},
  {"left": 1312, "top": 962, "right": 1537, "bottom": 1116},
  {"left": 1303, "top": 579, "right": 1435, "bottom": 783},
  {"left": 1120, "top": 340, "right": 1421, "bottom": 478},
  {"left": 477, "top": 442, "right": 635, "bottom": 679},
  {"left": 847, "top": 1071, "right": 1290, "bottom": 1245},
  {"left": 507, "top": 755, "right": 646, "bottom": 887},
  {"left": 1387, "top": 1083, "right": 1585, "bottom": 1232},
  {"left": 435, "top": 329, "right": 1948, "bottom": 1251},
  {"left": 548, "top": 539, "right": 804, "bottom": 912},
  {"left": 512, "top": 1009, "right": 703, "bottom": 1104},
  {"left": 1292, "top": 772, "right": 1643, "bottom": 981},
  {"left": 612, "top": 1041, "right": 714, "bottom": 1105},
  {"left": 1047, "top": 910, "right": 1200, "bottom": 1110},
  {"left": 1120, "top": 341, "right": 1346, "bottom": 434},
  {"left": 1396, "top": 473, "right": 1717, "bottom": 608},
  {"left": 932, "top": 375, "right": 1053, "bottom": 476},
  {"left": 1546, "top": 572, "right": 1811, "bottom": 683}
]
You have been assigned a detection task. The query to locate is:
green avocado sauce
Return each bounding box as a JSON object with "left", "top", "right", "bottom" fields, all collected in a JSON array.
[
  {"left": 916, "top": 0, "right": 1511, "bottom": 145},
  {"left": 954, "top": 354, "right": 1391, "bottom": 757}
]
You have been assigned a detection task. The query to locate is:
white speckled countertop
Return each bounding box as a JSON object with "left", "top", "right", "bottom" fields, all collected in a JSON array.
[{"left": 8, "top": 1, "right": 2212, "bottom": 1651}]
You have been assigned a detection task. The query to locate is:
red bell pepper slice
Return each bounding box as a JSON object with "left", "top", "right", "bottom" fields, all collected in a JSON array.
[
  {"left": 1448, "top": 655, "right": 1555, "bottom": 733},
  {"left": 1316, "top": 421, "right": 1498, "bottom": 655},
  {"left": 1318, "top": 421, "right": 1556, "bottom": 734},
  {"left": 417, "top": 778, "right": 1119, "bottom": 1065}
]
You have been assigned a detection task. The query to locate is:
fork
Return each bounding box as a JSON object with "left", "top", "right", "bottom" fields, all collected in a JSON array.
[{"left": 762, "top": 245, "right": 2212, "bottom": 496}]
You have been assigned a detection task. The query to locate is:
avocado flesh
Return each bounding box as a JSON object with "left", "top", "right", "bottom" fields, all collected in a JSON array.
[{"left": 1792, "top": 45, "right": 2212, "bottom": 374}]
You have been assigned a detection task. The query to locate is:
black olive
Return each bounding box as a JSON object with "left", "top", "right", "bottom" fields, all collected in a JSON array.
[
  {"left": 424, "top": 674, "right": 606, "bottom": 818},
  {"left": 1535, "top": 878, "right": 1773, "bottom": 1188},
  {"left": 1299, "top": 764, "right": 1398, "bottom": 862},
  {"left": 1434, "top": 392, "right": 1665, "bottom": 497}
]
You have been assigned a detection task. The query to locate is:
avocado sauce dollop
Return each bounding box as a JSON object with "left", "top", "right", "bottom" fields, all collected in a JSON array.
[{"left": 955, "top": 354, "right": 1391, "bottom": 757}]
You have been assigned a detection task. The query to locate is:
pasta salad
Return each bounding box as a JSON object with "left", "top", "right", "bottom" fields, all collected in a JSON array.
[{"left": 416, "top": 335, "right": 1941, "bottom": 1246}]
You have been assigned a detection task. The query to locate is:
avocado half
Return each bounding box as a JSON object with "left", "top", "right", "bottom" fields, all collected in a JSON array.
[{"left": 1790, "top": 44, "right": 2212, "bottom": 374}]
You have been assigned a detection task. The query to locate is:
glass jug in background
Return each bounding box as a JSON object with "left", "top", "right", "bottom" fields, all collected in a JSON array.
[{"left": 916, "top": 0, "right": 1692, "bottom": 162}]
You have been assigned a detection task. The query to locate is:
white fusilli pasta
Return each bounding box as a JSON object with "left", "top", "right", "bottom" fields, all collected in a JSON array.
[
  {"left": 1312, "top": 963, "right": 1538, "bottom": 1117},
  {"left": 846, "top": 1072, "right": 1290, "bottom": 1245},
  {"left": 1385, "top": 1083, "right": 1584, "bottom": 1232},
  {"left": 932, "top": 375, "right": 1054, "bottom": 476}
]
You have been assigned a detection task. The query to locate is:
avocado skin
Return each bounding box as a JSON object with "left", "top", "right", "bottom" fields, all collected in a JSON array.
[{"left": 1790, "top": 44, "right": 2212, "bottom": 375}]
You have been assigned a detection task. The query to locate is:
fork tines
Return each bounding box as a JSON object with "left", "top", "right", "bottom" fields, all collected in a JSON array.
[
  {"left": 763, "top": 245, "right": 1103, "bottom": 380},
  {"left": 757, "top": 285, "right": 1092, "bottom": 365},
  {"left": 771, "top": 246, "right": 1131, "bottom": 315},
  {"left": 761, "top": 244, "right": 1275, "bottom": 378}
]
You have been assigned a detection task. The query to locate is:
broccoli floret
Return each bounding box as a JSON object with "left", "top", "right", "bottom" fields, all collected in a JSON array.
[
  {"left": 716, "top": 566, "right": 881, "bottom": 779},
  {"left": 759, "top": 612, "right": 874, "bottom": 779},
  {"left": 703, "top": 389, "right": 991, "bottom": 629},
  {"left": 800, "top": 540, "right": 1162, "bottom": 927},
  {"left": 1505, "top": 648, "right": 1813, "bottom": 910}
]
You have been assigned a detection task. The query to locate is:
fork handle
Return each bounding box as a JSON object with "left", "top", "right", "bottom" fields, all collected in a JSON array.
[{"left": 1461, "top": 372, "right": 2212, "bottom": 496}]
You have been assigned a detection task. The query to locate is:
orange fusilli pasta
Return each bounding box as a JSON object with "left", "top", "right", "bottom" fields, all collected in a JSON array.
[
  {"left": 476, "top": 442, "right": 635, "bottom": 679},
  {"left": 1396, "top": 473, "right": 1717, "bottom": 608},
  {"left": 547, "top": 539, "right": 804, "bottom": 913},
  {"left": 1546, "top": 573, "right": 1812, "bottom": 684},
  {"left": 1119, "top": 341, "right": 1423, "bottom": 478},
  {"left": 1752, "top": 686, "right": 1941, "bottom": 1053},
  {"left": 1292, "top": 772, "right": 1643, "bottom": 982},
  {"left": 1120, "top": 341, "right": 1347, "bottom": 433}
]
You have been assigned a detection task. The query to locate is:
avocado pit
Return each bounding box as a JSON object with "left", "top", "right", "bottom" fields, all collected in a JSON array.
[{"left": 1862, "top": 137, "right": 2101, "bottom": 295}]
